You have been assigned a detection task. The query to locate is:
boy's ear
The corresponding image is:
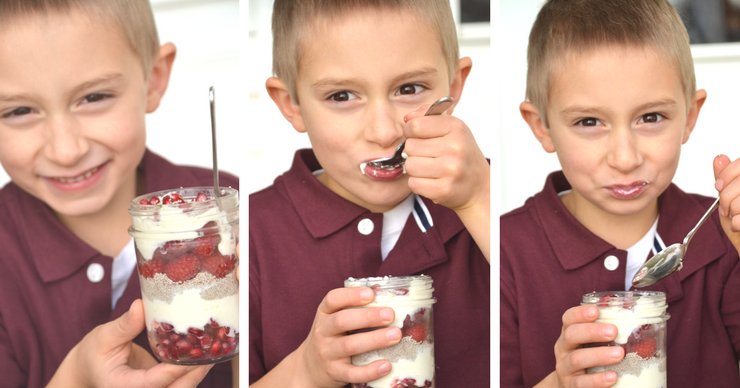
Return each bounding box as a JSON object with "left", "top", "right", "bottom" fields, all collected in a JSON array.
[
  {"left": 520, "top": 101, "right": 556, "bottom": 153},
  {"left": 265, "top": 77, "right": 306, "bottom": 133},
  {"left": 449, "top": 57, "right": 472, "bottom": 108},
  {"left": 146, "top": 43, "right": 177, "bottom": 113},
  {"left": 682, "top": 89, "right": 707, "bottom": 144}
]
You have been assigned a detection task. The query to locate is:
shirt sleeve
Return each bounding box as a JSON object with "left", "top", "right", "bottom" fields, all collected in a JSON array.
[
  {"left": 500, "top": 248, "right": 526, "bottom": 388},
  {"left": 0, "top": 309, "right": 25, "bottom": 388},
  {"left": 248, "top": 231, "right": 267, "bottom": 383},
  {"left": 720, "top": 249, "right": 740, "bottom": 359}
]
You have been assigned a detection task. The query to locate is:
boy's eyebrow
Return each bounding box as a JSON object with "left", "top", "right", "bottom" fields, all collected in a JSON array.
[
  {"left": 311, "top": 67, "right": 440, "bottom": 89},
  {"left": 0, "top": 73, "right": 125, "bottom": 103},
  {"left": 560, "top": 99, "right": 679, "bottom": 115}
]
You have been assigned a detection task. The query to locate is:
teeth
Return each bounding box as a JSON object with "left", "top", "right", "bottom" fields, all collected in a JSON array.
[{"left": 54, "top": 166, "right": 98, "bottom": 183}]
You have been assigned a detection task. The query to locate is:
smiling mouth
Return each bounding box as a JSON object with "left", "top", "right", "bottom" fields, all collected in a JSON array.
[{"left": 50, "top": 165, "right": 102, "bottom": 184}]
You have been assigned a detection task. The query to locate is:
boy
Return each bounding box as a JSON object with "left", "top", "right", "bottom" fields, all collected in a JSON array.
[
  {"left": 501, "top": 0, "right": 740, "bottom": 386},
  {"left": 250, "top": 0, "right": 490, "bottom": 386},
  {"left": 0, "top": 1, "right": 237, "bottom": 386}
]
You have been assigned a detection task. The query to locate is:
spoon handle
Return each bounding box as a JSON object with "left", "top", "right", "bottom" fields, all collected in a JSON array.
[
  {"left": 683, "top": 198, "right": 720, "bottom": 245},
  {"left": 209, "top": 86, "right": 220, "bottom": 197}
]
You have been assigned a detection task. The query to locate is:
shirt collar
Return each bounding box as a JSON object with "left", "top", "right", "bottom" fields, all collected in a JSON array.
[
  {"left": 279, "top": 149, "right": 463, "bottom": 241},
  {"left": 22, "top": 149, "right": 227, "bottom": 283},
  {"left": 535, "top": 171, "right": 726, "bottom": 276}
]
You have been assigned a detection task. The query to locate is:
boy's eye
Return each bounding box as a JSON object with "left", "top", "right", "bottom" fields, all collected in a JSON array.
[
  {"left": 575, "top": 117, "right": 600, "bottom": 127},
  {"left": 327, "top": 91, "right": 357, "bottom": 102},
  {"left": 82, "top": 93, "right": 112, "bottom": 104},
  {"left": 1, "top": 106, "right": 32, "bottom": 119},
  {"left": 397, "top": 84, "right": 424, "bottom": 95},
  {"left": 639, "top": 112, "right": 664, "bottom": 124}
]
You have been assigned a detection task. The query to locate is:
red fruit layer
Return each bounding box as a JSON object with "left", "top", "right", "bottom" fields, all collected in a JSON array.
[
  {"left": 400, "top": 308, "right": 429, "bottom": 343},
  {"left": 151, "top": 318, "right": 238, "bottom": 363},
  {"left": 391, "top": 378, "right": 433, "bottom": 388}
]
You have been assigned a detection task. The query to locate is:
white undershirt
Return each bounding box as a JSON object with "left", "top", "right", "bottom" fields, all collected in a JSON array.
[
  {"left": 625, "top": 218, "right": 659, "bottom": 290},
  {"left": 381, "top": 195, "right": 415, "bottom": 260},
  {"left": 112, "top": 238, "right": 137, "bottom": 308}
]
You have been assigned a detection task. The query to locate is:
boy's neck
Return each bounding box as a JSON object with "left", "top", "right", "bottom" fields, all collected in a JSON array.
[
  {"left": 561, "top": 192, "right": 659, "bottom": 250},
  {"left": 55, "top": 173, "right": 137, "bottom": 258}
]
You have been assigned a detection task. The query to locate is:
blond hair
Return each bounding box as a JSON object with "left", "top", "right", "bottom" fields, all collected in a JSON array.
[
  {"left": 0, "top": 0, "right": 160, "bottom": 76},
  {"left": 526, "top": 0, "right": 695, "bottom": 126},
  {"left": 272, "top": 0, "right": 459, "bottom": 101}
]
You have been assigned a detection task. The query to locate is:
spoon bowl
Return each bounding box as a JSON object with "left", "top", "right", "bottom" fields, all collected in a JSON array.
[{"left": 632, "top": 198, "right": 719, "bottom": 288}]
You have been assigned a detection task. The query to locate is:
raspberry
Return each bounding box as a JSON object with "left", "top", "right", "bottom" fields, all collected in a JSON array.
[
  {"left": 404, "top": 324, "right": 427, "bottom": 342},
  {"left": 192, "top": 234, "right": 221, "bottom": 258},
  {"left": 201, "top": 254, "right": 236, "bottom": 278},
  {"left": 138, "top": 257, "right": 164, "bottom": 278},
  {"left": 164, "top": 254, "right": 200, "bottom": 282},
  {"left": 632, "top": 338, "right": 657, "bottom": 358}
]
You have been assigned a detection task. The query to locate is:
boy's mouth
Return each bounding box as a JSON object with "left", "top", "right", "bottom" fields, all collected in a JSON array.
[
  {"left": 45, "top": 162, "right": 109, "bottom": 191},
  {"left": 359, "top": 161, "right": 405, "bottom": 180},
  {"left": 606, "top": 181, "right": 649, "bottom": 199}
]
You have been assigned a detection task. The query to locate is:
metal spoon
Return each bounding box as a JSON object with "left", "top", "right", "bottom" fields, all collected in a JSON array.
[
  {"left": 632, "top": 197, "right": 719, "bottom": 288},
  {"left": 209, "top": 86, "right": 222, "bottom": 203},
  {"left": 361, "top": 96, "right": 455, "bottom": 171}
]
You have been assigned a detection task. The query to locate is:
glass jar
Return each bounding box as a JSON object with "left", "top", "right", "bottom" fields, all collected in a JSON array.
[
  {"left": 129, "top": 186, "right": 239, "bottom": 365},
  {"left": 344, "top": 275, "right": 436, "bottom": 388},
  {"left": 582, "top": 291, "right": 669, "bottom": 387}
]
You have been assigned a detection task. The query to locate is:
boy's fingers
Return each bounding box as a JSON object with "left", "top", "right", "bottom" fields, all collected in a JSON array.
[
  {"left": 558, "top": 346, "right": 623, "bottom": 379},
  {"left": 325, "top": 326, "right": 401, "bottom": 359},
  {"left": 329, "top": 307, "right": 395, "bottom": 334},
  {"left": 561, "top": 305, "right": 599, "bottom": 327},
  {"left": 334, "top": 359, "right": 393, "bottom": 385},
  {"left": 713, "top": 154, "right": 731, "bottom": 181},
  {"left": 561, "top": 322, "right": 617, "bottom": 348},
  {"left": 98, "top": 299, "right": 145, "bottom": 347},
  {"left": 319, "top": 287, "right": 375, "bottom": 315}
]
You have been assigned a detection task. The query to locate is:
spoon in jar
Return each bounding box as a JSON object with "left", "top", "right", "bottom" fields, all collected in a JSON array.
[
  {"left": 209, "top": 86, "right": 222, "bottom": 205},
  {"left": 360, "top": 96, "right": 454, "bottom": 174},
  {"left": 632, "top": 197, "right": 719, "bottom": 288}
]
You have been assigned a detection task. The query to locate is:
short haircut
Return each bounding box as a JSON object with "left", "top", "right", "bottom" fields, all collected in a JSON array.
[
  {"left": 272, "top": 0, "right": 459, "bottom": 102},
  {"left": 526, "top": 0, "right": 695, "bottom": 126},
  {"left": 0, "top": 0, "right": 160, "bottom": 76}
]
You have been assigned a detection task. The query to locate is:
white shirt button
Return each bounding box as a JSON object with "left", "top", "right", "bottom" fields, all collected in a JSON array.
[
  {"left": 604, "top": 255, "right": 620, "bottom": 271},
  {"left": 87, "top": 263, "right": 105, "bottom": 283},
  {"left": 357, "top": 218, "right": 375, "bottom": 235}
]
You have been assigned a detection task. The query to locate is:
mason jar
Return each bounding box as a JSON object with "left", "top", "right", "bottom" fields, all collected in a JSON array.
[
  {"left": 345, "top": 275, "right": 436, "bottom": 388},
  {"left": 582, "top": 291, "right": 669, "bottom": 387},
  {"left": 129, "top": 187, "right": 239, "bottom": 365}
]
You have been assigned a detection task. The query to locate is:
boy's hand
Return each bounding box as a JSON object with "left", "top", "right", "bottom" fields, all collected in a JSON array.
[
  {"left": 402, "top": 104, "right": 489, "bottom": 211},
  {"left": 539, "top": 305, "right": 623, "bottom": 388},
  {"left": 48, "top": 299, "right": 212, "bottom": 388},
  {"left": 402, "top": 103, "right": 490, "bottom": 261},
  {"left": 295, "top": 287, "right": 401, "bottom": 387},
  {"left": 713, "top": 154, "right": 740, "bottom": 255}
]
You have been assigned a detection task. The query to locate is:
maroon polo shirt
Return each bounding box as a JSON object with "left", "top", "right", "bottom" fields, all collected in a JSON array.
[
  {"left": 249, "top": 149, "right": 490, "bottom": 386},
  {"left": 0, "top": 150, "right": 238, "bottom": 388},
  {"left": 501, "top": 171, "right": 740, "bottom": 387}
]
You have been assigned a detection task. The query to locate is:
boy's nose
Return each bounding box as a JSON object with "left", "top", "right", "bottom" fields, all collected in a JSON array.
[
  {"left": 364, "top": 102, "right": 403, "bottom": 148},
  {"left": 606, "top": 127, "right": 643, "bottom": 172},
  {"left": 44, "top": 115, "right": 89, "bottom": 166}
]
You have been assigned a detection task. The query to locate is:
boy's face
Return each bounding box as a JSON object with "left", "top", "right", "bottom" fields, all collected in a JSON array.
[
  {"left": 531, "top": 46, "right": 704, "bottom": 224},
  {"left": 287, "top": 8, "right": 455, "bottom": 213},
  {"left": 0, "top": 10, "right": 154, "bottom": 218}
]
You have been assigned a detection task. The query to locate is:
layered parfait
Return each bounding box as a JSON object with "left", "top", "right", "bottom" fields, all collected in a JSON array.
[
  {"left": 345, "top": 275, "right": 436, "bottom": 388},
  {"left": 129, "top": 187, "right": 239, "bottom": 365},
  {"left": 582, "top": 291, "right": 669, "bottom": 387}
]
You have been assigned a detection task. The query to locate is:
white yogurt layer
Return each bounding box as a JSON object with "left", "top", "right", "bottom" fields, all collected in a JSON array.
[
  {"left": 132, "top": 204, "right": 236, "bottom": 261},
  {"left": 356, "top": 341, "right": 434, "bottom": 387},
  {"left": 597, "top": 299, "right": 666, "bottom": 344},
  {"left": 143, "top": 288, "right": 239, "bottom": 334}
]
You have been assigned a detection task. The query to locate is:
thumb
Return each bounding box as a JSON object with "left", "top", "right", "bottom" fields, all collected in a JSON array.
[
  {"left": 109, "top": 299, "right": 146, "bottom": 344},
  {"left": 403, "top": 103, "right": 430, "bottom": 123},
  {"left": 713, "top": 154, "right": 731, "bottom": 187}
]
